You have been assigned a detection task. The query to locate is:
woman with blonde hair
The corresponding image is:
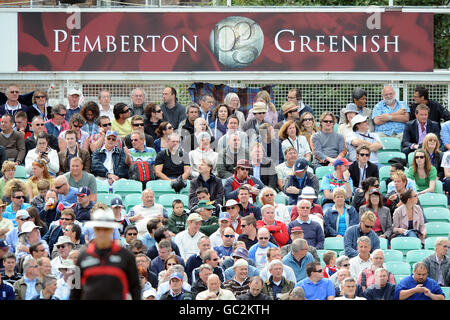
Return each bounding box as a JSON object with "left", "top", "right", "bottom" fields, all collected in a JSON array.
[
  {"left": 29, "top": 89, "right": 52, "bottom": 121},
  {"left": 223, "top": 92, "right": 245, "bottom": 129},
  {"left": 407, "top": 149, "right": 436, "bottom": 195},
  {"left": 0, "top": 160, "right": 17, "bottom": 197},
  {"left": 279, "top": 120, "right": 311, "bottom": 162},
  {"left": 2, "top": 178, "right": 28, "bottom": 205},
  {"left": 246, "top": 90, "right": 278, "bottom": 125},
  {"left": 298, "top": 112, "right": 320, "bottom": 148},
  {"left": 422, "top": 133, "right": 444, "bottom": 180}
]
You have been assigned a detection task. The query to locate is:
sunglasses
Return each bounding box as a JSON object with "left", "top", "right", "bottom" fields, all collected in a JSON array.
[
  {"left": 20, "top": 217, "right": 31, "bottom": 221},
  {"left": 224, "top": 234, "right": 235, "bottom": 238},
  {"left": 255, "top": 112, "right": 266, "bottom": 115},
  {"left": 101, "top": 123, "right": 112, "bottom": 127},
  {"left": 312, "top": 269, "right": 323, "bottom": 273},
  {"left": 133, "top": 251, "right": 143, "bottom": 255},
  {"left": 322, "top": 120, "right": 334, "bottom": 124},
  {"left": 364, "top": 224, "right": 374, "bottom": 229},
  {"left": 358, "top": 153, "right": 370, "bottom": 157},
  {"left": 372, "top": 184, "right": 380, "bottom": 188},
  {"left": 238, "top": 167, "right": 250, "bottom": 171},
  {"left": 9, "top": 91, "right": 19, "bottom": 94},
  {"left": 258, "top": 237, "right": 269, "bottom": 240},
  {"left": 154, "top": 109, "right": 162, "bottom": 113},
  {"left": 107, "top": 137, "right": 117, "bottom": 141},
  {"left": 60, "top": 217, "right": 73, "bottom": 221},
  {"left": 35, "top": 95, "right": 46, "bottom": 99},
  {"left": 55, "top": 184, "right": 65, "bottom": 189},
  {"left": 56, "top": 113, "right": 67, "bottom": 117},
  {"left": 35, "top": 123, "right": 45, "bottom": 127},
  {"left": 14, "top": 196, "right": 26, "bottom": 200},
  {"left": 127, "top": 233, "right": 138, "bottom": 236},
  {"left": 57, "top": 244, "right": 68, "bottom": 249},
  {"left": 120, "top": 109, "right": 130, "bottom": 114},
  {"left": 264, "top": 194, "right": 275, "bottom": 197},
  {"left": 415, "top": 156, "right": 425, "bottom": 159},
  {"left": 73, "top": 124, "right": 83, "bottom": 128},
  {"left": 342, "top": 263, "right": 350, "bottom": 267},
  {"left": 212, "top": 258, "right": 219, "bottom": 261},
  {"left": 240, "top": 224, "right": 247, "bottom": 228},
  {"left": 165, "top": 126, "right": 173, "bottom": 130},
  {"left": 303, "top": 118, "right": 314, "bottom": 122},
  {"left": 132, "top": 123, "right": 144, "bottom": 127}
]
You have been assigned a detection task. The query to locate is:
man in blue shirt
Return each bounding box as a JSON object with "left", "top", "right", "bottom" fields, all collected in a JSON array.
[
  {"left": 395, "top": 262, "right": 444, "bottom": 300},
  {"left": 344, "top": 211, "right": 380, "bottom": 259},
  {"left": 282, "top": 238, "right": 315, "bottom": 283},
  {"left": 372, "top": 85, "right": 410, "bottom": 139},
  {"left": 54, "top": 176, "right": 78, "bottom": 206},
  {"left": 295, "top": 261, "right": 335, "bottom": 300},
  {"left": 3, "top": 191, "right": 31, "bottom": 227},
  {"left": 0, "top": 275, "right": 15, "bottom": 300},
  {"left": 283, "top": 158, "right": 320, "bottom": 206}
]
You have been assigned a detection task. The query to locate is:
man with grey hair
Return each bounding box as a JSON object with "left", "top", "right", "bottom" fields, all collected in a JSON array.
[
  {"left": 129, "top": 88, "right": 145, "bottom": 117},
  {"left": 358, "top": 249, "right": 395, "bottom": 291},
  {"left": 188, "top": 131, "right": 218, "bottom": 178},
  {"left": 199, "top": 94, "right": 215, "bottom": 124},
  {"left": 282, "top": 238, "right": 315, "bottom": 282},
  {"left": 349, "top": 236, "right": 372, "bottom": 279},
  {"left": 288, "top": 199, "right": 324, "bottom": 249},
  {"left": 364, "top": 267, "right": 396, "bottom": 300},
  {"left": 422, "top": 237, "right": 450, "bottom": 287},
  {"left": 13, "top": 258, "right": 43, "bottom": 300},
  {"left": 372, "top": 85, "right": 410, "bottom": 139},
  {"left": 224, "top": 258, "right": 250, "bottom": 298},
  {"left": 262, "top": 259, "right": 295, "bottom": 300},
  {"left": 30, "top": 275, "right": 58, "bottom": 300},
  {"left": 248, "top": 227, "right": 278, "bottom": 271},
  {"left": 329, "top": 255, "right": 350, "bottom": 287},
  {"left": 335, "top": 277, "right": 366, "bottom": 300},
  {"left": 191, "top": 263, "right": 213, "bottom": 296},
  {"left": 0, "top": 84, "right": 28, "bottom": 121},
  {"left": 45, "top": 104, "right": 69, "bottom": 138}
]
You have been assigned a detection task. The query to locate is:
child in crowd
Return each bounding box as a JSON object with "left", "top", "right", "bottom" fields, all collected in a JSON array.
[
  {"left": 31, "top": 180, "right": 50, "bottom": 208},
  {"left": 167, "top": 199, "right": 188, "bottom": 234},
  {"left": 322, "top": 250, "right": 337, "bottom": 278}
]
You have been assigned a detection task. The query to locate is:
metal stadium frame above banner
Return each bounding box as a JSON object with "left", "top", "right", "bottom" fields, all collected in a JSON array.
[{"left": 16, "top": 9, "right": 434, "bottom": 72}]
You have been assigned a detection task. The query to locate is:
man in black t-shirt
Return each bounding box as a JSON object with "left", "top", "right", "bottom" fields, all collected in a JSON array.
[{"left": 154, "top": 133, "right": 190, "bottom": 181}]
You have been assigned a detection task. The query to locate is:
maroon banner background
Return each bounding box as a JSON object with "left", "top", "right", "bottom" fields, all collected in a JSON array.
[{"left": 18, "top": 12, "right": 433, "bottom": 72}]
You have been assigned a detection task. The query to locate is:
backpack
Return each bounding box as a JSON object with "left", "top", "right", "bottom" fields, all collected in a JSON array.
[{"left": 128, "top": 161, "right": 155, "bottom": 183}]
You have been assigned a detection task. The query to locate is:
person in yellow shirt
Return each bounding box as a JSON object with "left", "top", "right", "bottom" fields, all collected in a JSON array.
[{"left": 112, "top": 103, "right": 132, "bottom": 138}]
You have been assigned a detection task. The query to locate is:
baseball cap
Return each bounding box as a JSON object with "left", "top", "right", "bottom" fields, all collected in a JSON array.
[
  {"left": 0, "top": 240, "right": 9, "bottom": 249},
  {"left": 219, "top": 212, "right": 230, "bottom": 221},
  {"left": 105, "top": 130, "right": 118, "bottom": 138},
  {"left": 369, "top": 188, "right": 381, "bottom": 196},
  {"left": 232, "top": 247, "right": 249, "bottom": 260},
  {"left": 169, "top": 272, "right": 183, "bottom": 281},
  {"left": 294, "top": 158, "right": 308, "bottom": 173},
  {"left": 197, "top": 200, "right": 215, "bottom": 210},
  {"left": 333, "top": 158, "right": 352, "bottom": 168},
  {"left": 143, "top": 288, "right": 157, "bottom": 299},
  {"left": 68, "top": 88, "right": 82, "bottom": 96},
  {"left": 110, "top": 197, "right": 124, "bottom": 208},
  {"left": 75, "top": 186, "right": 91, "bottom": 197},
  {"left": 16, "top": 209, "right": 31, "bottom": 220},
  {"left": 291, "top": 226, "right": 304, "bottom": 233},
  {"left": 57, "top": 201, "right": 76, "bottom": 213},
  {"left": 187, "top": 213, "right": 203, "bottom": 222}
]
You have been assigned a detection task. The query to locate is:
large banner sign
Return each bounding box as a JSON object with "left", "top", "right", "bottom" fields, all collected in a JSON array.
[{"left": 18, "top": 11, "right": 433, "bottom": 72}]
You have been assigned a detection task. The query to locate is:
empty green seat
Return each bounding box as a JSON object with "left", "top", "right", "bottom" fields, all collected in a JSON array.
[
  {"left": 380, "top": 137, "right": 401, "bottom": 151},
  {"left": 423, "top": 207, "right": 450, "bottom": 223},
  {"left": 380, "top": 181, "right": 387, "bottom": 194},
  {"left": 441, "top": 287, "right": 450, "bottom": 300},
  {"left": 394, "top": 274, "right": 409, "bottom": 284},
  {"left": 315, "top": 166, "right": 334, "bottom": 180},
  {"left": 323, "top": 237, "right": 344, "bottom": 254},
  {"left": 419, "top": 193, "right": 448, "bottom": 208},
  {"left": 406, "top": 249, "right": 434, "bottom": 267},
  {"left": 97, "top": 193, "right": 122, "bottom": 205},
  {"left": 124, "top": 194, "right": 143, "bottom": 212},
  {"left": 379, "top": 237, "right": 389, "bottom": 250},
  {"left": 275, "top": 192, "right": 288, "bottom": 205},
  {"left": 112, "top": 179, "right": 143, "bottom": 197},
  {"left": 377, "top": 151, "right": 406, "bottom": 166},
  {"left": 434, "top": 180, "right": 443, "bottom": 194},
  {"left": 96, "top": 179, "right": 110, "bottom": 194},
  {"left": 385, "top": 261, "right": 411, "bottom": 275},
  {"left": 146, "top": 180, "right": 174, "bottom": 200},
  {"left": 424, "top": 237, "right": 440, "bottom": 250},
  {"left": 379, "top": 166, "right": 391, "bottom": 183},
  {"left": 383, "top": 249, "right": 403, "bottom": 262},
  {"left": 425, "top": 222, "right": 450, "bottom": 238},
  {"left": 14, "top": 166, "right": 28, "bottom": 179},
  {"left": 390, "top": 237, "right": 422, "bottom": 256}
]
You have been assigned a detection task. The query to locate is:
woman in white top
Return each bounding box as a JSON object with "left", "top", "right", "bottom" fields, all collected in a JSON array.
[
  {"left": 224, "top": 92, "right": 245, "bottom": 130},
  {"left": 258, "top": 186, "right": 291, "bottom": 225},
  {"left": 279, "top": 120, "right": 311, "bottom": 162},
  {"left": 189, "top": 132, "right": 218, "bottom": 178},
  {"left": 338, "top": 103, "right": 358, "bottom": 138},
  {"left": 25, "top": 133, "right": 59, "bottom": 176}
]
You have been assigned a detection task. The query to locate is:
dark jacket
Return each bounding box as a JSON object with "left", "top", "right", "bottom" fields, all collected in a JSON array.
[
  {"left": 409, "top": 99, "right": 450, "bottom": 125},
  {"left": 422, "top": 254, "right": 450, "bottom": 287},
  {"left": 42, "top": 224, "right": 64, "bottom": 255},
  {"left": 249, "top": 160, "right": 279, "bottom": 191},
  {"left": 242, "top": 118, "right": 267, "bottom": 136},
  {"left": 364, "top": 282, "right": 396, "bottom": 300},
  {"left": 348, "top": 161, "right": 379, "bottom": 189},
  {"left": 401, "top": 119, "right": 441, "bottom": 155},
  {"left": 26, "top": 105, "right": 53, "bottom": 122},
  {"left": 25, "top": 134, "right": 59, "bottom": 153},
  {"left": 58, "top": 148, "right": 91, "bottom": 174},
  {"left": 216, "top": 147, "right": 249, "bottom": 179},
  {"left": 146, "top": 241, "right": 181, "bottom": 260},
  {"left": 91, "top": 146, "right": 129, "bottom": 178},
  {"left": 237, "top": 292, "right": 272, "bottom": 300},
  {"left": 190, "top": 279, "right": 208, "bottom": 296},
  {"left": 159, "top": 289, "right": 195, "bottom": 300},
  {"left": 144, "top": 119, "right": 163, "bottom": 140},
  {"left": 283, "top": 171, "right": 320, "bottom": 205},
  {"left": 188, "top": 173, "right": 224, "bottom": 209}
]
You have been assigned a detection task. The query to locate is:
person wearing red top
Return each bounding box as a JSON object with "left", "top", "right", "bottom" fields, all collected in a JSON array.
[
  {"left": 322, "top": 250, "right": 337, "bottom": 278},
  {"left": 256, "top": 204, "right": 289, "bottom": 247}
]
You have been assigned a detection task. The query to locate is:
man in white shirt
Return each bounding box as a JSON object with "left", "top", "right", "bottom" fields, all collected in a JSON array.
[
  {"left": 127, "top": 189, "right": 164, "bottom": 238},
  {"left": 98, "top": 90, "right": 114, "bottom": 121},
  {"left": 349, "top": 236, "right": 372, "bottom": 279},
  {"left": 174, "top": 213, "right": 206, "bottom": 261}
]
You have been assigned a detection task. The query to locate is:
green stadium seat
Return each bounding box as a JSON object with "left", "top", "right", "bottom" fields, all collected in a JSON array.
[
  {"left": 408, "top": 152, "right": 414, "bottom": 167},
  {"left": 96, "top": 179, "right": 110, "bottom": 194},
  {"left": 434, "top": 180, "right": 443, "bottom": 194},
  {"left": 380, "top": 137, "right": 401, "bottom": 151},
  {"left": 379, "top": 166, "right": 391, "bottom": 183},
  {"left": 380, "top": 181, "right": 387, "bottom": 195},
  {"left": 275, "top": 192, "right": 288, "bottom": 205},
  {"left": 424, "top": 237, "right": 440, "bottom": 250},
  {"left": 441, "top": 287, "right": 450, "bottom": 300},
  {"left": 97, "top": 193, "right": 122, "bottom": 205},
  {"left": 385, "top": 261, "right": 411, "bottom": 276},
  {"left": 14, "top": 166, "right": 28, "bottom": 179},
  {"left": 112, "top": 179, "right": 143, "bottom": 197},
  {"left": 383, "top": 249, "right": 403, "bottom": 262},
  {"left": 423, "top": 207, "right": 450, "bottom": 223},
  {"left": 406, "top": 249, "right": 434, "bottom": 267},
  {"left": 123, "top": 194, "right": 143, "bottom": 212},
  {"left": 159, "top": 194, "right": 189, "bottom": 209},
  {"left": 425, "top": 222, "right": 450, "bottom": 238},
  {"left": 379, "top": 237, "right": 389, "bottom": 250},
  {"left": 390, "top": 237, "right": 422, "bottom": 256},
  {"left": 146, "top": 180, "right": 174, "bottom": 200},
  {"left": 394, "top": 274, "right": 409, "bottom": 284},
  {"left": 377, "top": 151, "right": 406, "bottom": 166},
  {"left": 339, "top": 250, "right": 346, "bottom": 257},
  {"left": 323, "top": 237, "right": 344, "bottom": 254},
  {"left": 418, "top": 193, "right": 448, "bottom": 208},
  {"left": 180, "top": 180, "right": 190, "bottom": 195},
  {"left": 315, "top": 166, "right": 334, "bottom": 180}
]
